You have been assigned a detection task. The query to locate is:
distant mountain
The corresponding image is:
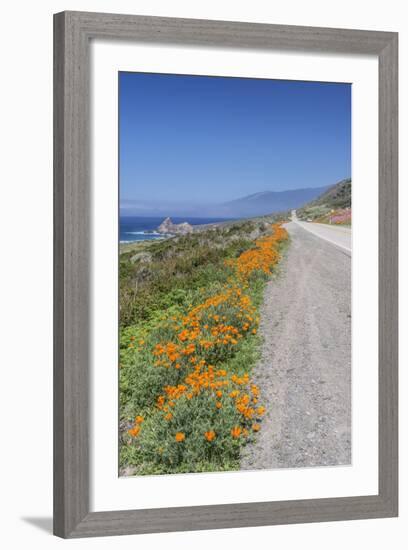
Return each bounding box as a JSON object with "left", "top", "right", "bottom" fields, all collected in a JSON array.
[
  {"left": 219, "top": 186, "right": 330, "bottom": 218},
  {"left": 120, "top": 185, "right": 336, "bottom": 218}
]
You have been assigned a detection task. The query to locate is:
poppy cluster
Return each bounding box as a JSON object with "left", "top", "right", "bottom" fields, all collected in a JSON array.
[{"left": 125, "top": 223, "right": 288, "bottom": 472}]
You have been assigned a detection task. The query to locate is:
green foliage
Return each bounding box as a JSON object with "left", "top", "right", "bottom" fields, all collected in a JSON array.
[
  {"left": 119, "top": 224, "right": 262, "bottom": 327},
  {"left": 123, "top": 392, "right": 245, "bottom": 474},
  {"left": 119, "top": 219, "right": 288, "bottom": 475},
  {"left": 297, "top": 178, "right": 351, "bottom": 221}
]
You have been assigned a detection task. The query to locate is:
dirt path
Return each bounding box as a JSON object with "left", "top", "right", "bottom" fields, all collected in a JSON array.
[{"left": 241, "top": 221, "right": 351, "bottom": 470}]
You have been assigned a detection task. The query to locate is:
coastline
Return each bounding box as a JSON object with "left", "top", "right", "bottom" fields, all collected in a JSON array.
[{"left": 119, "top": 214, "right": 287, "bottom": 254}]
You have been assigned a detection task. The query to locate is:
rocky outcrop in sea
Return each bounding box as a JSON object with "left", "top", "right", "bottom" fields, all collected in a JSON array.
[{"left": 157, "top": 217, "right": 193, "bottom": 235}]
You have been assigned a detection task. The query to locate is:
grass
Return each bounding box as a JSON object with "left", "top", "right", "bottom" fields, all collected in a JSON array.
[{"left": 119, "top": 217, "right": 289, "bottom": 475}]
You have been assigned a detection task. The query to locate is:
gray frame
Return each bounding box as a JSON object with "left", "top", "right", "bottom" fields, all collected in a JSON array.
[{"left": 54, "top": 11, "right": 398, "bottom": 538}]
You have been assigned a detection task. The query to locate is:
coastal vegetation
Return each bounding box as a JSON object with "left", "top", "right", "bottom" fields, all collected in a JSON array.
[
  {"left": 312, "top": 208, "right": 351, "bottom": 225},
  {"left": 119, "top": 217, "right": 289, "bottom": 475},
  {"left": 297, "top": 178, "right": 351, "bottom": 225}
]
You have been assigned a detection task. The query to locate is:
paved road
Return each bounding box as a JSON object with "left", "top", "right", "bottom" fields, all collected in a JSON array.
[
  {"left": 241, "top": 221, "right": 351, "bottom": 470},
  {"left": 291, "top": 210, "right": 352, "bottom": 255}
]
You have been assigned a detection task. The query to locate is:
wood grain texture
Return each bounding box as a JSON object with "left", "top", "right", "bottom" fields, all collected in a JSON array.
[
  {"left": 64, "top": 10, "right": 395, "bottom": 53},
  {"left": 53, "top": 11, "right": 90, "bottom": 537},
  {"left": 378, "top": 35, "right": 398, "bottom": 514},
  {"left": 53, "top": 11, "right": 398, "bottom": 538}
]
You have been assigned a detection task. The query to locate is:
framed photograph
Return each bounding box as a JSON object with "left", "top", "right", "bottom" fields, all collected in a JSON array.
[{"left": 54, "top": 11, "right": 398, "bottom": 538}]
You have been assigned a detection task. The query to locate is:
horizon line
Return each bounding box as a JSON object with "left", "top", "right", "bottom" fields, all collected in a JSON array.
[{"left": 120, "top": 178, "right": 351, "bottom": 205}]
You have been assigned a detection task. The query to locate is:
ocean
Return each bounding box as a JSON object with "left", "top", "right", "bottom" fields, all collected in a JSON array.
[{"left": 120, "top": 216, "right": 232, "bottom": 243}]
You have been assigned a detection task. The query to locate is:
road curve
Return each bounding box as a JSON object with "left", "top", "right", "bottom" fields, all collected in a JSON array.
[{"left": 241, "top": 221, "right": 351, "bottom": 470}]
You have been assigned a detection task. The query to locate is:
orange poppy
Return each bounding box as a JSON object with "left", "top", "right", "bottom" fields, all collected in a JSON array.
[
  {"left": 204, "top": 430, "right": 216, "bottom": 442},
  {"left": 128, "top": 425, "right": 140, "bottom": 437},
  {"left": 231, "top": 426, "right": 242, "bottom": 439}
]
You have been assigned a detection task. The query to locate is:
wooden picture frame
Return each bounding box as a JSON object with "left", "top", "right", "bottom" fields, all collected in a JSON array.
[{"left": 53, "top": 11, "right": 398, "bottom": 538}]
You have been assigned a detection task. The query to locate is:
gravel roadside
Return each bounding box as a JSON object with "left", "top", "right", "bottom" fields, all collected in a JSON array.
[{"left": 241, "top": 221, "right": 351, "bottom": 470}]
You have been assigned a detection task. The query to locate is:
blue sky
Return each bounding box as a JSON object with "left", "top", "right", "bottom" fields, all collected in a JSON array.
[{"left": 119, "top": 72, "right": 350, "bottom": 207}]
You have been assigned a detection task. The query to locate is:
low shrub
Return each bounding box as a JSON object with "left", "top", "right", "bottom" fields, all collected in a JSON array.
[{"left": 120, "top": 222, "right": 288, "bottom": 474}]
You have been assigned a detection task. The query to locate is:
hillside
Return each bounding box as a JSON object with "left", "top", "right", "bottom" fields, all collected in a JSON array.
[
  {"left": 308, "top": 178, "right": 351, "bottom": 209},
  {"left": 296, "top": 179, "right": 351, "bottom": 222},
  {"left": 217, "top": 186, "right": 330, "bottom": 218}
]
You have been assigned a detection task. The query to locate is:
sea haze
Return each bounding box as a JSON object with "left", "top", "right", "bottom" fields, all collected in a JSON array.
[{"left": 120, "top": 185, "right": 331, "bottom": 220}]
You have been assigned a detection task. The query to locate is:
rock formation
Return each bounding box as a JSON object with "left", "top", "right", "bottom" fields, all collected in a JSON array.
[{"left": 157, "top": 217, "right": 193, "bottom": 235}]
